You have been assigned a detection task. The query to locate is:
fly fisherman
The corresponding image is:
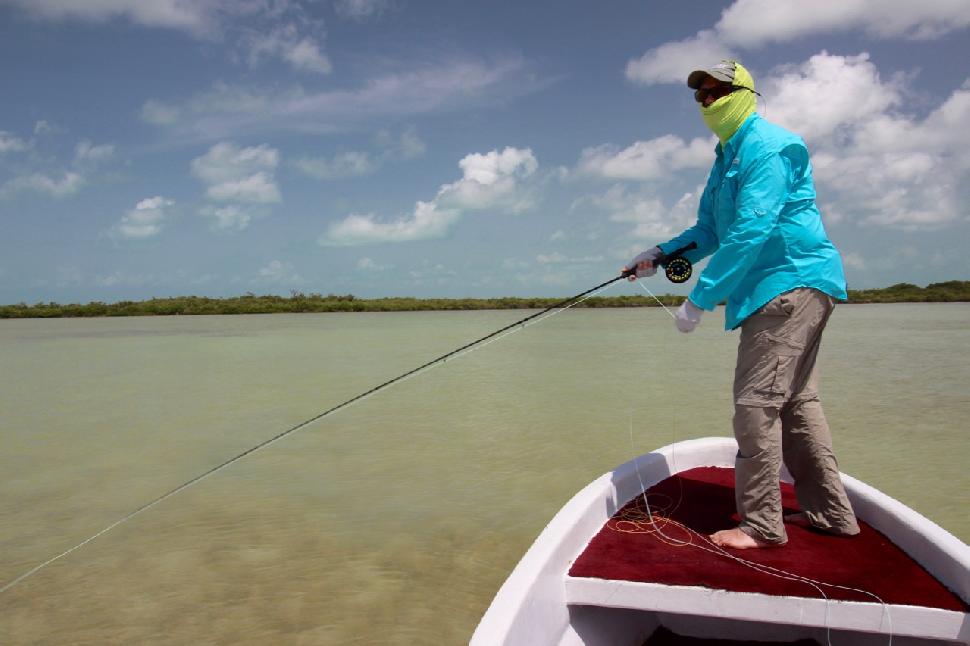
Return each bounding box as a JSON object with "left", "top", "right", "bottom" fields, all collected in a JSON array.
[{"left": 624, "top": 60, "right": 860, "bottom": 549}]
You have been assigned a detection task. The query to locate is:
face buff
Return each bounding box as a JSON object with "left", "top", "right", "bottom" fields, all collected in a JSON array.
[
  {"left": 701, "top": 88, "right": 756, "bottom": 144},
  {"left": 699, "top": 61, "right": 757, "bottom": 144}
]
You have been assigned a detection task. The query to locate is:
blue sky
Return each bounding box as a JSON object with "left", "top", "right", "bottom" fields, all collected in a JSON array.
[{"left": 1, "top": 0, "right": 969, "bottom": 303}]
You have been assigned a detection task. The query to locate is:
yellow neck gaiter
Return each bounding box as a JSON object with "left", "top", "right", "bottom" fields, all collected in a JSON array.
[{"left": 701, "top": 89, "right": 756, "bottom": 144}]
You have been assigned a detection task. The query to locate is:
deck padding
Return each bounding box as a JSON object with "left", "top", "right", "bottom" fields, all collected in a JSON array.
[{"left": 568, "top": 466, "right": 967, "bottom": 612}]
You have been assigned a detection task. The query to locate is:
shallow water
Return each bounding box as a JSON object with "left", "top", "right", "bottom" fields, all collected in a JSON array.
[{"left": 1, "top": 304, "right": 967, "bottom": 644}]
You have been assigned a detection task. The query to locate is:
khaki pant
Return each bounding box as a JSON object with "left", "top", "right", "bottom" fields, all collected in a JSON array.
[{"left": 732, "top": 288, "right": 859, "bottom": 544}]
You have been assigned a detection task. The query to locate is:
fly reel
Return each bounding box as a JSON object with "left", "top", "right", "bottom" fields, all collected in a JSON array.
[
  {"left": 660, "top": 241, "right": 698, "bottom": 284},
  {"left": 664, "top": 256, "right": 693, "bottom": 283}
]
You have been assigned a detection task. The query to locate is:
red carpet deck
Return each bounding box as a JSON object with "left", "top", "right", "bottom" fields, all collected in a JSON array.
[{"left": 568, "top": 467, "right": 966, "bottom": 611}]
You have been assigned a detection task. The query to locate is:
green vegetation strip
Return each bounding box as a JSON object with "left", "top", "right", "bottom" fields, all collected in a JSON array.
[{"left": 2, "top": 281, "right": 968, "bottom": 318}]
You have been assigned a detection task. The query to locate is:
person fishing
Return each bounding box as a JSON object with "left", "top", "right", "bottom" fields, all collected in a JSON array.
[{"left": 624, "top": 60, "right": 860, "bottom": 549}]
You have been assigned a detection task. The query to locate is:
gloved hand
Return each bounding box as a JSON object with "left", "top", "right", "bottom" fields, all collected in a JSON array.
[
  {"left": 624, "top": 247, "right": 662, "bottom": 280},
  {"left": 675, "top": 299, "right": 703, "bottom": 333}
]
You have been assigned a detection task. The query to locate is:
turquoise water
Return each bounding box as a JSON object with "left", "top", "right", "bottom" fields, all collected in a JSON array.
[{"left": 1, "top": 304, "right": 967, "bottom": 644}]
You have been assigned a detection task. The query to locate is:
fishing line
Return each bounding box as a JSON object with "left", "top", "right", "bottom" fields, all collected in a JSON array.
[
  {"left": 623, "top": 406, "right": 893, "bottom": 646},
  {"left": 2, "top": 269, "right": 641, "bottom": 595}
]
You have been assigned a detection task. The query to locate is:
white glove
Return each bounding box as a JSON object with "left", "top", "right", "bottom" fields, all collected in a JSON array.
[
  {"left": 625, "top": 247, "right": 662, "bottom": 279},
  {"left": 675, "top": 299, "right": 703, "bottom": 333}
]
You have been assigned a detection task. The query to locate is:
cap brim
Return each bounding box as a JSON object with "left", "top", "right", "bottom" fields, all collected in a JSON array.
[
  {"left": 687, "top": 66, "right": 736, "bottom": 89},
  {"left": 687, "top": 70, "right": 709, "bottom": 89}
]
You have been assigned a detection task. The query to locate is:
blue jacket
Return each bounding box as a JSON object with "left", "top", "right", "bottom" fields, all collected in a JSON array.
[{"left": 659, "top": 113, "right": 846, "bottom": 330}]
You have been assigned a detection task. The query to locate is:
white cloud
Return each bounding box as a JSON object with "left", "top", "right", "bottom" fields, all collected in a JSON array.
[
  {"left": 3, "top": 0, "right": 333, "bottom": 75},
  {"left": 323, "top": 145, "right": 539, "bottom": 247},
  {"left": 334, "top": 0, "right": 389, "bottom": 20},
  {"left": 1, "top": 171, "right": 83, "bottom": 197},
  {"left": 0, "top": 131, "right": 30, "bottom": 153},
  {"left": 199, "top": 205, "right": 253, "bottom": 232},
  {"left": 625, "top": 30, "right": 734, "bottom": 85},
  {"left": 75, "top": 140, "right": 116, "bottom": 164},
  {"left": 138, "top": 58, "right": 543, "bottom": 140},
  {"left": 295, "top": 127, "right": 425, "bottom": 181},
  {"left": 204, "top": 171, "right": 281, "bottom": 203},
  {"left": 293, "top": 151, "right": 375, "bottom": 180},
  {"left": 626, "top": 0, "right": 970, "bottom": 86},
  {"left": 112, "top": 196, "right": 173, "bottom": 239},
  {"left": 716, "top": 0, "right": 970, "bottom": 45},
  {"left": 0, "top": 0, "right": 216, "bottom": 34},
  {"left": 244, "top": 24, "right": 331, "bottom": 75},
  {"left": 763, "top": 53, "right": 969, "bottom": 230},
  {"left": 436, "top": 147, "right": 538, "bottom": 213},
  {"left": 322, "top": 201, "right": 460, "bottom": 246},
  {"left": 33, "top": 120, "right": 59, "bottom": 135},
  {"left": 192, "top": 141, "right": 281, "bottom": 204},
  {"left": 256, "top": 259, "right": 302, "bottom": 284},
  {"left": 762, "top": 53, "right": 900, "bottom": 141},
  {"left": 580, "top": 184, "right": 703, "bottom": 241},
  {"left": 578, "top": 135, "right": 713, "bottom": 180}
]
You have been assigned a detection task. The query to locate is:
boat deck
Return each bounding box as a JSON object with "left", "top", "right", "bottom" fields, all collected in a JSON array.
[{"left": 568, "top": 467, "right": 967, "bottom": 612}]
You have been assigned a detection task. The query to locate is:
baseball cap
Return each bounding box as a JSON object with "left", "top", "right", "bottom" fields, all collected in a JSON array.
[{"left": 687, "top": 60, "right": 755, "bottom": 91}]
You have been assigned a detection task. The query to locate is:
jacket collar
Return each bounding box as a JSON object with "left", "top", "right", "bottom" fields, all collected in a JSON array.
[{"left": 716, "top": 112, "right": 760, "bottom": 158}]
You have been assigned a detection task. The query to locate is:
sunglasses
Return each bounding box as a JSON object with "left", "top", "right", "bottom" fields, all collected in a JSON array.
[{"left": 694, "top": 84, "right": 749, "bottom": 104}]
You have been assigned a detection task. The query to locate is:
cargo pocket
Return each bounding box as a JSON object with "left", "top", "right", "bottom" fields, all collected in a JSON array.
[{"left": 764, "top": 354, "right": 797, "bottom": 398}]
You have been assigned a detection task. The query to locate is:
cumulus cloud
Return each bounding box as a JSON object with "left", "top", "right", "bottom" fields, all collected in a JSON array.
[
  {"left": 763, "top": 53, "right": 969, "bottom": 230},
  {"left": 191, "top": 141, "right": 280, "bottom": 231},
  {"left": 578, "top": 184, "right": 703, "bottom": 242},
  {"left": 436, "top": 147, "right": 538, "bottom": 213},
  {"left": 626, "top": 30, "right": 733, "bottom": 85},
  {"left": 626, "top": 0, "right": 970, "bottom": 86},
  {"left": 322, "top": 146, "right": 538, "bottom": 246},
  {"left": 0, "top": 171, "right": 83, "bottom": 197},
  {"left": 0, "top": 131, "right": 30, "bottom": 153},
  {"left": 191, "top": 141, "right": 281, "bottom": 203},
  {"left": 578, "top": 135, "right": 713, "bottom": 180},
  {"left": 323, "top": 202, "right": 460, "bottom": 246},
  {"left": 112, "top": 196, "right": 173, "bottom": 239}
]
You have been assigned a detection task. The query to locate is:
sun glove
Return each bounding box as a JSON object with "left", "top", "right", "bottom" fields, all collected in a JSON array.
[
  {"left": 675, "top": 299, "right": 704, "bottom": 333},
  {"left": 625, "top": 247, "right": 663, "bottom": 278}
]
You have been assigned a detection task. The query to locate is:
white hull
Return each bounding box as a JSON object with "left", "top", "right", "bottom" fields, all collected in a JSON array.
[{"left": 471, "top": 437, "right": 970, "bottom": 645}]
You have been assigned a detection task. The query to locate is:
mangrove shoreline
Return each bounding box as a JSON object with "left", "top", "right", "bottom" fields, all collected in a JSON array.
[{"left": 1, "top": 281, "right": 968, "bottom": 319}]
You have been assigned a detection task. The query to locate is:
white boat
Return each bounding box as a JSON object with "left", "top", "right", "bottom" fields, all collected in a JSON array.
[{"left": 471, "top": 437, "right": 969, "bottom": 645}]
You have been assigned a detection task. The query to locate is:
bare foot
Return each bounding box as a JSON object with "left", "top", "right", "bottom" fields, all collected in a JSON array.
[{"left": 709, "top": 527, "right": 784, "bottom": 549}]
